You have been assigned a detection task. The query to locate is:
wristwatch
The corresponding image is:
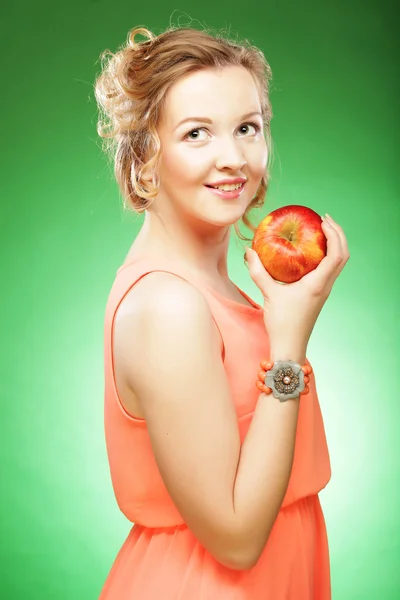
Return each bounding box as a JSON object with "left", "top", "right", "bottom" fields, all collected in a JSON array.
[{"left": 257, "top": 360, "right": 312, "bottom": 402}]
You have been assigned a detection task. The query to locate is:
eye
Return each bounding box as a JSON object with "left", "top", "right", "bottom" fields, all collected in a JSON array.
[
  {"left": 184, "top": 121, "right": 262, "bottom": 141},
  {"left": 185, "top": 128, "right": 208, "bottom": 141},
  {"left": 238, "top": 122, "right": 262, "bottom": 136}
]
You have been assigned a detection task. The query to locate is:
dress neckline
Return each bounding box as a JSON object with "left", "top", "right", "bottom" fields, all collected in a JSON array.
[
  {"left": 116, "top": 257, "right": 262, "bottom": 315},
  {"left": 200, "top": 279, "right": 262, "bottom": 314}
]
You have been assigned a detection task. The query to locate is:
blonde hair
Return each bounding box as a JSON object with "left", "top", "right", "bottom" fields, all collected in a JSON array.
[{"left": 94, "top": 25, "right": 274, "bottom": 242}]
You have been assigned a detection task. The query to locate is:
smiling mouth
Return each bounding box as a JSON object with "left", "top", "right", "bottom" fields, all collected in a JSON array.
[{"left": 205, "top": 182, "right": 245, "bottom": 191}]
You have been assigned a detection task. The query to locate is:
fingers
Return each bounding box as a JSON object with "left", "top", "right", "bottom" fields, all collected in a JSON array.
[
  {"left": 246, "top": 214, "right": 350, "bottom": 299},
  {"left": 317, "top": 214, "right": 350, "bottom": 288},
  {"left": 324, "top": 215, "right": 350, "bottom": 273},
  {"left": 325, "top": 214, "right": 350, "bottom": 262},
  {"left": 246, "top": 247, "right": 276, "bottom": 297}
]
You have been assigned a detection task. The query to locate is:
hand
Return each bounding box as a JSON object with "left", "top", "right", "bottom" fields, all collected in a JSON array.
[{"left": 246, "top": 214, "right": 350, "bottom": 350}]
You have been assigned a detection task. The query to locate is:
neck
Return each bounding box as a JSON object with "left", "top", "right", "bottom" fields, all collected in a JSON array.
[{"left": 135, "top": 209, "right": 232, "bottom": 281}]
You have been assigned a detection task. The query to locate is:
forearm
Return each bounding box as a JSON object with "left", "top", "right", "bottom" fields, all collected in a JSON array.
[{"left": 231, "top": 345, "right": 307, "bottom": 569}]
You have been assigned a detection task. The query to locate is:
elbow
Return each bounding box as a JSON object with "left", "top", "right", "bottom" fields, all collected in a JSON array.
[
  {"left": 219, "top": 530, "right": 271, "bottom": 571},
  {"left": 220, "top": 555, "right": 258, "bottom": 572},
  {"left": 217, "top": 556, "right": 250, "bottom": 572},
  {"left": 208, "top": 516, "right": 269, "bottom": 571},
  {"left": 217, "top": 547, "right": 260, "bottom": 572}
]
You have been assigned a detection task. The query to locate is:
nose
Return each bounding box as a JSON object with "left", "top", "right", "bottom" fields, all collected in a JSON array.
[{"left": 215, "top": 138, "right": 247, "bottom": 171}]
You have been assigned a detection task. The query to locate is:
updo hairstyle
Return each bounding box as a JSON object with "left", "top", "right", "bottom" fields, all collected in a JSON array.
[{"left": 94, "top": 25, "right": 274, "bottom": 241}]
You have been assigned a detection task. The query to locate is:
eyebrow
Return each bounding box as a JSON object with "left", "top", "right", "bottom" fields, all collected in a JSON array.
[{"left": 175, "top": 111, "right": 263, "bottom": 130}]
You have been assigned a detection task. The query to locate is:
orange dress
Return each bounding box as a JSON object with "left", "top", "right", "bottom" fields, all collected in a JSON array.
[{"left": 99, "top": 256, "right": 332, "bottom": 599}]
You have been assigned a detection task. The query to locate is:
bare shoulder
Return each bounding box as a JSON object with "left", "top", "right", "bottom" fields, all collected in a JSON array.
[
  {"left": 112, "top": 271, "right": 246, "bottom": 569},
  {"left": 118, "top": 270, "right": 212, "bottom": 319},
  {"left": 113, "top": 271, "right": 223, "bottom": 390}
]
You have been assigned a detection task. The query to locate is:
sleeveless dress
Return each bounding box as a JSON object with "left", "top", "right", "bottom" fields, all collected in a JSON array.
[{"left": 99, "top": 256, "right": 332, "bottom": 599}]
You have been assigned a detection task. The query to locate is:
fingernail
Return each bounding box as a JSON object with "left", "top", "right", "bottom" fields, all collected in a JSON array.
[{"left": 325, "top": 213, "right": 333, "bottom": 222}]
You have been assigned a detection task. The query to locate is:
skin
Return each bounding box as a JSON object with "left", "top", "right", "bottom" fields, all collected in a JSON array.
[
  {"left": 127, "top": 65, "right": 269, "bottom": 284},
  {"left": 111, "top": 65, "right": 351, "bottom": 570}
]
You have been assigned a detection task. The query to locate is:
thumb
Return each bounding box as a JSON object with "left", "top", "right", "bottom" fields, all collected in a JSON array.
[{"left": 246, "top": 247, "right": 275, "bottom": 297}]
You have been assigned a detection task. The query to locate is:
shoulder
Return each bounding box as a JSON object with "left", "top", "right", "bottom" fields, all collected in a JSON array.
[
  {"left": 117, "top": 270, "right": 213, "bottom": 322},
  {"left": 114, "top": 271, "right": 222, "bottom": 360},
  {"left": 113, "top": 270, "right": 224, "bottom": 390}
]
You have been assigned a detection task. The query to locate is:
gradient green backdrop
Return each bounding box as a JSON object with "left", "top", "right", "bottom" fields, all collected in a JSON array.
[{"left": 2, "top": 1, "right": 399, "bottom": 598}]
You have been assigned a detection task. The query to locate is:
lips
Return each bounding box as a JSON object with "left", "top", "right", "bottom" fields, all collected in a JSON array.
[
  {"left": 205, "top": 182, "right": 246, "bottom": 199},
  {"left": 205, "top": 182, "right": 245, "bottom": 189},
  {"left": 206, "top": 178, "right": 246, "bottom": 187}
]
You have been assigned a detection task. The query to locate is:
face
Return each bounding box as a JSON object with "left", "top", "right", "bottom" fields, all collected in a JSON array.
[{"left": 147, "top": 66, "right": 268, "bottom": 232}]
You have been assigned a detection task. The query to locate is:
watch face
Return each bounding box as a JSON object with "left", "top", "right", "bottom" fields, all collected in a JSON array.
[
  {"left": 274, "top": 366, "right": 300, "bottom": 394},
  {"left": 265, "top": 361, "right": 305, "bottom": 401}
]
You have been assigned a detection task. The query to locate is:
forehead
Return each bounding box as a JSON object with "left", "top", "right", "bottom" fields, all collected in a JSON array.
[{"left": 160, "top": 66, "right": 261, "bottom": 127}]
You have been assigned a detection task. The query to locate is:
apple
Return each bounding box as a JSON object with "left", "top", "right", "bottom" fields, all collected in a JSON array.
[{"left": 252, "top": 205, "right": 327, "bottom": 283}]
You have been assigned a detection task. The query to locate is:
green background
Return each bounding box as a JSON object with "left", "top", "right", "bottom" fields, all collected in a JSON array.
[{"left": 1, "top": 0, "right": 399, "bottom": 598}]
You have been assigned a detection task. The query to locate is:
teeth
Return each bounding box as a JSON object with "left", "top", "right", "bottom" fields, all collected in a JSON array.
[{"left": 213, "top": 182, "right": 243, "bottom": 191}]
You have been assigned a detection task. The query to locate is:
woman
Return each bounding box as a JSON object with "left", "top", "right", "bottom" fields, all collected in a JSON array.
[{"left": 95, "top": 25, "right": 349, "bottom": 599}]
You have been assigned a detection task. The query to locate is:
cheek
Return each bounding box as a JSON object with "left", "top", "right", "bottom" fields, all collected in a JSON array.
[
  {"left": 252, "top": 141, "right": 269, "bottom": 173},
  {"left": 162, "top": 148, "right": 207, "bottom": 185}
]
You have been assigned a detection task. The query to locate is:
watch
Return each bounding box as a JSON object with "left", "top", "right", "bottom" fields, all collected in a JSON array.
[{"left": 258, "top": 360, "right": 312, "bottom": 402}]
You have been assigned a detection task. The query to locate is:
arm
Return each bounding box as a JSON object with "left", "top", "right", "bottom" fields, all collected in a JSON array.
[
  {"left": 117, "top": 272, "right": 305, "bottom": 570},
  {"left": 231, "top": 341, "right": 306, "bottom": 568}
]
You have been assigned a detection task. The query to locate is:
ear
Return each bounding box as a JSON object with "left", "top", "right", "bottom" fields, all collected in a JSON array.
[
  {"left": 140, "top": 166, "right": 153, "bottom": 184},
  {"left": 131, "top": 162, "right": 153, "bottom": 188}
]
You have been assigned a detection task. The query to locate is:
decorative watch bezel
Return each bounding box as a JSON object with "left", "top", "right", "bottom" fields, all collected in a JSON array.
[{"left": 265, "top": 360, "right": 306, "bottom": 401}]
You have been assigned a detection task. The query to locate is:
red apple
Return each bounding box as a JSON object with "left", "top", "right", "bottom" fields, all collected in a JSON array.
[{"left": 252, "top": 205, "right": 327, "bottom": 283}]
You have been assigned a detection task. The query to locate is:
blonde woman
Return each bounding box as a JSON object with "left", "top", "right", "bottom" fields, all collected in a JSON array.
[{"left": 95, "top": 25, "right": 349, "bottom": 599}]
